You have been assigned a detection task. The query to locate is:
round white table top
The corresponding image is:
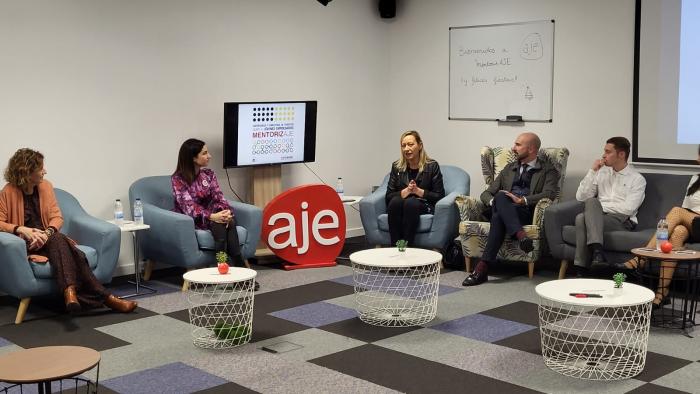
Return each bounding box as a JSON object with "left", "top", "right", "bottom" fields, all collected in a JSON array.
[
  {"left": 183, "top": 267, "right": 257, "bottom": 284},
  {"left": 349, "top": 248, "right": 442, "bottom": 268},
  {"left": 535, "top": 278, "right": 654, "bottom": 307},
  {"left": 107, "top": 220, "right": 150, "bottom": 232}
]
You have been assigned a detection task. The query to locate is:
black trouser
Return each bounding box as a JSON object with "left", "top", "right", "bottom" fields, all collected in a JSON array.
[
  {"left": 387, "top": 196, "right": 429, "bottom": 246},
  {"left": 482, "top": 192, "right": 532, "bottom": 263},
  {"left": 209, "top": 220, "right": 244, "bottom": 267}
]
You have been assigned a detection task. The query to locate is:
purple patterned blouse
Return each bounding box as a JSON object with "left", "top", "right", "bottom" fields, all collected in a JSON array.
[{"left": 171, "top": 168, "right": 230, "bottom": 230}]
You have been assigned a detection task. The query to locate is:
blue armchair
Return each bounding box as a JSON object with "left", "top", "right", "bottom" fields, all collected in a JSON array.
[
  {"left": 360, "top": 165, "right": 470, "bottom": 250},
  {"left": 128, "top": 176, "right": 263, "bottom": 287},
  {"left": 0, "top": 188, "right": 121, "bottom": 324}
]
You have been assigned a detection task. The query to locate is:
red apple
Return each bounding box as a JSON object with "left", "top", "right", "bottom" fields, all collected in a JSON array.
[
  {"left": 217, "top": 262, "right": 230, "bottom": 274},
  {"left": 660, "top": 241, "right": 673, "bottom": 254}
]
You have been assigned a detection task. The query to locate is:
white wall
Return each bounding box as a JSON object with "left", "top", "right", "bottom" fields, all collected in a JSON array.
[
  {"left": 386, "top": 0, "right": 697, "bottom": 199},
  {"left": 0, "top": 0, "right": 391, "bottom": 273}
]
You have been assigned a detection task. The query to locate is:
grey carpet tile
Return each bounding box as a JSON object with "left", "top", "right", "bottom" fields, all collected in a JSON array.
[
  {"left": 0, "top": 295, "right": 61, "bottom": 325},
  {"left": 635, "top": 352, "right": 694, "bottom": 382},
  {"left": 374, "top": 328, "right": 545, "bottom": 383},
  {"left": 646, "top": 327, "right": 700, "bottom": 361},
  {"left": 100, "top": 361, "right": 229, "bottom": 394},
  {"left": 252, "top": 264, "right": 354, "bottom": 295},
  {"left": 184, "top": 342, "right": 400, "bottom": 394},
  {"left": 252, "top": 280, "right": 355, "bottom": 314},
  {"left": 492, "top": 327, "right": 543, "bottom": 355},
  {"left": 253, "top": 327, "right": 365, "bottom": 361},
  {"left": 88, "top": 315, "right": 197, "bottom": 380},
  {"left": 133, "top": 288, "right": 193, "bottom": 315},
  {"left": 650, "top": 362, "right": 700, "bottom": 393},
  {"left": 626, "top": 383, "right": 692, "bottom": 394},
  {"left": 194, "top": 382, "right": 260, "bottom": 394},
  {"left": 0, "top": 314, "right": 134, "bottom": 351},
  {"left": 515, "top": 367, "right": 647, "bottom": 393},
  {"left": 165, "top": 307, "right": 311, "bottom": 343},
  {"left": 318, "top": 316, "right": 421, "bottom": 343},
  {"left": 480, "top": 300, "right": 541, "bottom": 326},
  {"left": 309, "top": 343, "right": 540, "bottom": 393}
]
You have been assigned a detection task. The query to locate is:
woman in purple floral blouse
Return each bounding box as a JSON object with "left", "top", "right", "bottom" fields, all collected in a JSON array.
[{"left": 172, "top": 139, "right": 258, "bottom": 289}]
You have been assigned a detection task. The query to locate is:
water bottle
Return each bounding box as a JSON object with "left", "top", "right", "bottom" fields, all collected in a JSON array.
[
  {"left": 336, "top": 177, "right": 344, "bottom": 197},
  {"left": 656, "top": 218, "right": 669, "bottom": 251},
  {"left": 133, "top": 198, "right": 144, "bottom": 225},
  {"left": 114, "top": 199, "right": 124, "bottom": 226}
]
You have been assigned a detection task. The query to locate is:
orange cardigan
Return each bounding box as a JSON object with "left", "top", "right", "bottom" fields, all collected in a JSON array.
[{"left": 0, "top": 180, "right": 64, "bottom": 233}]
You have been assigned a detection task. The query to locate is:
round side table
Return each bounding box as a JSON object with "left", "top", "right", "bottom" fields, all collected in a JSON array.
[
  {"left": 349, "top": 248, "right": 442, "bottom": 327},
  {"left": 536, "top": 278, "right": 654, "bottom": 380},
  {"left": 631, "top": 247, "right": 700, "bottom": 334},
  {"left": 0, "top": 346, "right": 100, "bottom": 394},
  {"left": 183, "top": 267, "right": 257, "bottom": 349}
]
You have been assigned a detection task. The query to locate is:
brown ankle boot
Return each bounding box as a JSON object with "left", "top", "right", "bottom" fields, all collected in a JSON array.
[
  {"left": 64, "top": 285, "right": 81, "bottom": 313},
  {"left": 104, "top": 294, "right": 137, "bottom": 313}
]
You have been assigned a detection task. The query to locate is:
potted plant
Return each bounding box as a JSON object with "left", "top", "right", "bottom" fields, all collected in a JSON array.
[
  {"left": 396, "top": 239, "right": 408, "bottom": 252},
  {"left": 216, "top": 251, "right": 230, "bottom": 274},
  {"left": 613, "top": 272, "right": 626, "bottom": 295}
]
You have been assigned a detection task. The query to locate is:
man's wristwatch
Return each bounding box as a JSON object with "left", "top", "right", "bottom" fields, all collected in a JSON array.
[{"left": 45, "top": 227, "right": 55, "bottom": 236}]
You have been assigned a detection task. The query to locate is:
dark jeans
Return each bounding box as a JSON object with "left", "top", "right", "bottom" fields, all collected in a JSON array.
[
  {"left": 387, "top": 196, "right": 429, "bottom": 246},
  {"left": 209, "top": 220, "right": 244, "bottom": 267},
  {"left": 482, "top": 192, "right": 533, "bottom": 263}
]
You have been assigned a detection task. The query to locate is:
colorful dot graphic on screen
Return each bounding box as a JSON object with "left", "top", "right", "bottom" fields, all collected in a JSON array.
[{"left": 252, "top": 106, "right": 295, "bottom": 122}]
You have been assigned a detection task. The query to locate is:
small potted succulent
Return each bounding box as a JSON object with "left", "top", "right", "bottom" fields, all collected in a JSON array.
[
  {"left": 396, "top": 239, "right": 408, "bottom": 252},
  {"left": 612, "top": 272, "right": 626, "bottom": 295},
  {"left": 216, "top": 251, "right": 230, "bottom": 274}
]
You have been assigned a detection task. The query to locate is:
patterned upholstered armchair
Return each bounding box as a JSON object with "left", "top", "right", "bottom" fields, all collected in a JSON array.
[{"left": 455, "top": 147, "right": 569, "bottom": 278}]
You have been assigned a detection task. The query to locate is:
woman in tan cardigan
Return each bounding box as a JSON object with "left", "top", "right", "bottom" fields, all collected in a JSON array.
[{"left": 0, "top": 148, "right": 136, "bottom": 313}]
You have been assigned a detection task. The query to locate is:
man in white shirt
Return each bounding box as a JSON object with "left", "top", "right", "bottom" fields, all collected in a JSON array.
[{"left": 574, "top": 137, "right": 646, "bottom": 277}]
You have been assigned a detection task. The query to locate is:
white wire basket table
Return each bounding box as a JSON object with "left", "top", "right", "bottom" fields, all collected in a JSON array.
[
  {"left": 183, "top": 267, "right": 257, "bottom": 349},
  {"left": 349, "top": 248, "right": 442, "bottom": 327},
  {"left": 535, "top": 279, "right": 654, "bottom": 380}
]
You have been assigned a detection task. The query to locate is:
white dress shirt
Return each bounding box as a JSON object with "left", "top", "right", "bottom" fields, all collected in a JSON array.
[
  {"left": 682, "top": 175, "right": 700, "bottom": 214},
  {"left": 575, "top": 164, "right": 646, "bottom": 224}
]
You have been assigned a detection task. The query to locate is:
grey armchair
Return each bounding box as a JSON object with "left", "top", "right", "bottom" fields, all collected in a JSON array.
[
  {"left": 129, "top": 176, "right": 263, "bottom": 287},
  {"left": 544, "top": 173, "right": 700, "bottom": 278},
  {"left": 0, "top": 188, "right": 121, "bottom": 324},
  {"left": 359, "top": 165, "right": 470, "bottom": 250}
]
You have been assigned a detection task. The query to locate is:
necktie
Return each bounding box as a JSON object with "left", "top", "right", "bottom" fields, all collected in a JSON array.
[{"left": 519, "top": 163, "right": 528, "bottom": 179}]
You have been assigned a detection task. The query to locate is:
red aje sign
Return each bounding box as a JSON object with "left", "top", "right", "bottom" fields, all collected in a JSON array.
[{"left": 262, "top": 184, "right": 346, "bottom": 269}]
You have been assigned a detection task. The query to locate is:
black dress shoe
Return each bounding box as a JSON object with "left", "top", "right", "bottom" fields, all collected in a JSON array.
[
  {"left": 575, "top": 266, "right": 589, "bottom": 278},
  {"left": 611, "top": 262, "right": 634, "bottom": 273},
  {"left": 462, "top": 271, "right": 488, "bottom": 286},
  {"left": 591, "top": 249, "right": 607, "bottom": 265},
  {"left": 519, "top": 237, "right": 534, "bottom": 253},
  {"left": 652, "top": 296, "right": 671, "bottom": 310}
]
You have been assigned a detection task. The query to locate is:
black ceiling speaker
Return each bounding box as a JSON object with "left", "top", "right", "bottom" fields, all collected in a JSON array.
[{"left": 378, "top": 0, "right": 396, "bottom": 18}]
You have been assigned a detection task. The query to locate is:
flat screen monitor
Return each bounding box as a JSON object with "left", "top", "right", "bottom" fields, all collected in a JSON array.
[{"left": 223, "top": 100, "right": 317, "bottom": 168}]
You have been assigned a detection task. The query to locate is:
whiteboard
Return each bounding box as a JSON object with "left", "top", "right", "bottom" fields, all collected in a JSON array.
[{"left": 449, "top": 20, "right": 555, "bottom": 122}]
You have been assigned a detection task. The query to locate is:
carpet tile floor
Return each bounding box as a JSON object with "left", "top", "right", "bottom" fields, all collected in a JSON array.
[{"left": 0, "top": 239, "right": 699, "bottom": 393}]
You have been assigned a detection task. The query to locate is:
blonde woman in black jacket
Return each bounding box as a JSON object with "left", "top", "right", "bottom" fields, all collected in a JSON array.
[{"left": 385, "top": 130, "right": 445, "bottom": 246}]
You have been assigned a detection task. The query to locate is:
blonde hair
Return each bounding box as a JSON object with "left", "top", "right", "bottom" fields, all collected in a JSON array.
[
  {"left": 395, "top": 130, "right": 431, "bottom": 172},
  {"left": 4, "top": 148, "right": 44, "bottom": 188}
]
